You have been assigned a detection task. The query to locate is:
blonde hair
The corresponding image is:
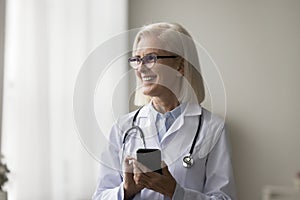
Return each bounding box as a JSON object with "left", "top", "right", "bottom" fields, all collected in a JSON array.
[{"left": 133, "top": 22, "right": 205, "bottom": 106}]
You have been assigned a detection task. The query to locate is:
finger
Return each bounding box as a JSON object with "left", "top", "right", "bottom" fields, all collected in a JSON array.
[
  {"left": 134, "top": 171, "right": 149, "bottom": 186},
  {"left": 133, "top": 161, "right": 143, "bottom": 174},
  {"left": 124, "top": 156, "right": 135, "bottom": 173},
  {"left": 144, "top": 171, "right": 161, "bottom": 178},
  {"left": 124, "top": 156, "right": 134, "bottom": 166},
  {"left": 161, "top": 161, "right": 167, "bottom": 168},
  {"left": 161, "top": 162, "right": 172, "bottom": 176},
  {"left": 135, "top": 177, "right": 148, "bottom": 187},
  {"left": 133, "top": 159, "right": 152, "bottom": 173},
  {"left": 125, "top": 156, "right": 135, "bottom": 163},
  {"left": 134, "top": 171, "right": 169, "bottom": 194}
]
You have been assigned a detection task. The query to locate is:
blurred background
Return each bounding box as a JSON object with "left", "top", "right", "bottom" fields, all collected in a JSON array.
[{"left": 0, "top": 0, "right": 299, "bottom": 200}]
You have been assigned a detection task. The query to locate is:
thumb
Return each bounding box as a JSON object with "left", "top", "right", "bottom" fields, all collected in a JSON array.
[
  {"left": 124, "top": 156, "right": 134, "bottom": 173},
  {"left": 161, "top": 161, "right": 171, "bottom": 176}
]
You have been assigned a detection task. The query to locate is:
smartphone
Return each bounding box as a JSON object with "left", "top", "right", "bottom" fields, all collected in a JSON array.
[{"left": 136, "top": 148, "right": 162, "bottom": 174}]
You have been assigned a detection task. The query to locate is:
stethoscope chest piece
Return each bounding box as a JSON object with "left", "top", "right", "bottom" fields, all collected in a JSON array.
[{"left": 183, "top": 154, "right": 194, "bottom": 168}]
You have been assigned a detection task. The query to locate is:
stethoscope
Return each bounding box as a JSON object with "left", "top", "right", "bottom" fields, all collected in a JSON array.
[{"left": 122, "top": 107, "right": 202, "bottom": 168}]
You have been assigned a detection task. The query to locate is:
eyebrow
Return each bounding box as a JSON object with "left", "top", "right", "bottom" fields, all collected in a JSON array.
[{"left": 134, "top": 52, "right": 158, "bottom": 57}]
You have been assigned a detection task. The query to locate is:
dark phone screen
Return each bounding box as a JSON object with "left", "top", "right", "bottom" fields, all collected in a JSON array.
[{"left": 136, "top": 149, "right": 162, "bottom": 174}]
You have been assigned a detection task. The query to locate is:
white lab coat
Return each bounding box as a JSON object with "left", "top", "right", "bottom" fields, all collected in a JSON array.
[{"left": 93, "top": 103, "right": 237, "bottom": 200}]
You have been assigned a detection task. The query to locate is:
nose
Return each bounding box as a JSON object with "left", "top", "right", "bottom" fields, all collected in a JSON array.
[{"left": 136, "top": 62, "right": 149, "bottom": 73}]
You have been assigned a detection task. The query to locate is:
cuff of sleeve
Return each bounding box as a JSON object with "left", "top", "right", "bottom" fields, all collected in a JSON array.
[
  {"left": 172, "top": 183, "right": 184, "bottom": 200},
  {"left": 118, "top": 182, "right": 125, "bottom": 200}
]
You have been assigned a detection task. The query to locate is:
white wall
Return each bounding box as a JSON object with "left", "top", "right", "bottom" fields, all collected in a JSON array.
[
  {"left": 129, "top": 1, "right": 300, "bottom": 200},
  {"left": 0, "top": 0, "right": 5, "bottom": 150}
]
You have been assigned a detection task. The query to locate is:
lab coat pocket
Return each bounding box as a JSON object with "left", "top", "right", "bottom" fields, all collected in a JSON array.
[{"left": 180, "top": 155, "right": 207, "bottom": 191}]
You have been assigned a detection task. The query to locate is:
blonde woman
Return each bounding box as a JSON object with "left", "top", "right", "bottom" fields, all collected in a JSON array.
[{"left": 93, "top": 22, "right": 237, "bottom": 200}]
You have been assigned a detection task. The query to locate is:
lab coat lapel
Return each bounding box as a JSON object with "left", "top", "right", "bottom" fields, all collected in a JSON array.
[
  {"left": 163, "top": 115, "right": 184, "bottom": 139},
  {"left": 135, "top": 105, "right": 159, "bottom": 147},
  {"left": 162, "top": 104, "right": 202, "bottom": 165},
  {"left": 161, "top": 103, "right": 202, "bottom": 142}
]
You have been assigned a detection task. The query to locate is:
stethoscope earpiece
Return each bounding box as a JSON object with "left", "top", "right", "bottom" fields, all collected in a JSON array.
[{"left": 183, "top": 154, "right": 194, "bottom": 168}]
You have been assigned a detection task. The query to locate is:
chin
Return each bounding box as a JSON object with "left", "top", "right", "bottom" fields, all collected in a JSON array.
[
  {"left": 142, "top": 90, "right": 153, "bottom": 97},
  {"left": 142, "top": 86, "right": 156, "bottom": 97}
]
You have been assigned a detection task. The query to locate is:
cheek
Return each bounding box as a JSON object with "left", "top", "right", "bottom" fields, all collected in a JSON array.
[
  {"left": 135, "top": 70, "right": 142, "bottom": 80},
  {"left": 155, "top": 65, "right": 178, "bottom": 84}
]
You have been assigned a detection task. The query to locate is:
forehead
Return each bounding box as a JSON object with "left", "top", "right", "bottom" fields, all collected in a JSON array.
[{"left": 135, "top": 37, "right": 167, "bottom": 56}]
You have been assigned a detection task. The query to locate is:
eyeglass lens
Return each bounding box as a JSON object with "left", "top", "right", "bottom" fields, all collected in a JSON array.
[{"left": 128, "top": 55, "right": 156, "bottom": 69}]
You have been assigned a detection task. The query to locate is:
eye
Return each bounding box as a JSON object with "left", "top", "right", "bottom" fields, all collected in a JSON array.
[
  {"left": 128, "top": 57, "right": 141, "bottom": 64},
  {"left": 128, "top": 57, "right": 142, "bottom": 69},
  {"left": 144, "top": 55, "right": 156, "bottom": 63}
]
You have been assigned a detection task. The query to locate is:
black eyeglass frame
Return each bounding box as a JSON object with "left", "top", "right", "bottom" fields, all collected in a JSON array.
[{"left": 128, "top": 54, "right": 178, "bottom": 69}]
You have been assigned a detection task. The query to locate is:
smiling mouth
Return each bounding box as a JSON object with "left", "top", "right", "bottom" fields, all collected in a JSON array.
[{"left": 142, "top": 75, "right": 157, "bottom": 82}]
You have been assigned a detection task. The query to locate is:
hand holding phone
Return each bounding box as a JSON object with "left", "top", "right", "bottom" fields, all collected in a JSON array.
[{"left": 136, "top": 148, "right": 162, "bottom": 174}]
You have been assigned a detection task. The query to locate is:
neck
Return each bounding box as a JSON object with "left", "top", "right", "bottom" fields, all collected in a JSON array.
[{"left": 152, "top": 94, "right": 179, "bottom": 114}]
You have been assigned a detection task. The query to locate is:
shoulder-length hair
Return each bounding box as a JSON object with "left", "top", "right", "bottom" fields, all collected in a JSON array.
[{"left": 132, "top": 22, "right": 205, "bottom": 106}]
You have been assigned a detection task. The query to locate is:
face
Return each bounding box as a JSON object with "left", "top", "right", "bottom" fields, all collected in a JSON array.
[{"left": 134, "top": 37, "right": 184, "bottom": 98}]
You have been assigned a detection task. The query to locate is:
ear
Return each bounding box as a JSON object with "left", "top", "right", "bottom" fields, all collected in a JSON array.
[{"left": 177, "top": 58, "right": 185, "bottom": 76}]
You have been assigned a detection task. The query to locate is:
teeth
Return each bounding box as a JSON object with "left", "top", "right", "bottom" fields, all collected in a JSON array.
[{"left": 142, "top": 76, "right": 156, "bottom": 81}]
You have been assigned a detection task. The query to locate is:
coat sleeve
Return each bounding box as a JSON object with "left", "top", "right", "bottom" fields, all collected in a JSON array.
[
  {"left": 92, "top": 124, "right": 125, "bottom": 200},
  {"left": 172, "top": 125, "right": 237, "bottom": 200}
]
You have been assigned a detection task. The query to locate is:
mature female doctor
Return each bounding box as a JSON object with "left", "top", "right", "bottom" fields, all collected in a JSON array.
[{"left": 92, "top": 22, "right": 237, "bottom": 200}]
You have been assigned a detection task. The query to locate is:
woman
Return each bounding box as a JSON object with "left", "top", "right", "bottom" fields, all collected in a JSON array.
[{"left": 93, "top": 22, "right": 237, "bottom": 200}]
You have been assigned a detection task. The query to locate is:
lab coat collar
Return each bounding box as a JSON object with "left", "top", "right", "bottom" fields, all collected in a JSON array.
[
  {"left": 136, "top": 102, "right": 202, "bottom": 144},
  {"left": 182, "top": 102, "right": 202, "bottom": 116},
  {"left": 163, "top": 102, "right": 202, "bottom": 141},
  {"left": 137, "top": 101, "right": 202, "bottom": 118}
]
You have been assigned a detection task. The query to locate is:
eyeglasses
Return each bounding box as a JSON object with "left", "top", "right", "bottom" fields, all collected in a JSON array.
[{"left": 128, "top": 54, "right": 178, "bottom": 69}]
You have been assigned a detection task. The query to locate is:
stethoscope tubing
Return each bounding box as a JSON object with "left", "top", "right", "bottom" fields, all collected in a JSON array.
[
  {"left": 121, "top": 106, "right": 202, "bottom": 168},
  {"left": 122, "top": 125, "right": 146, "bottom": 148}
]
